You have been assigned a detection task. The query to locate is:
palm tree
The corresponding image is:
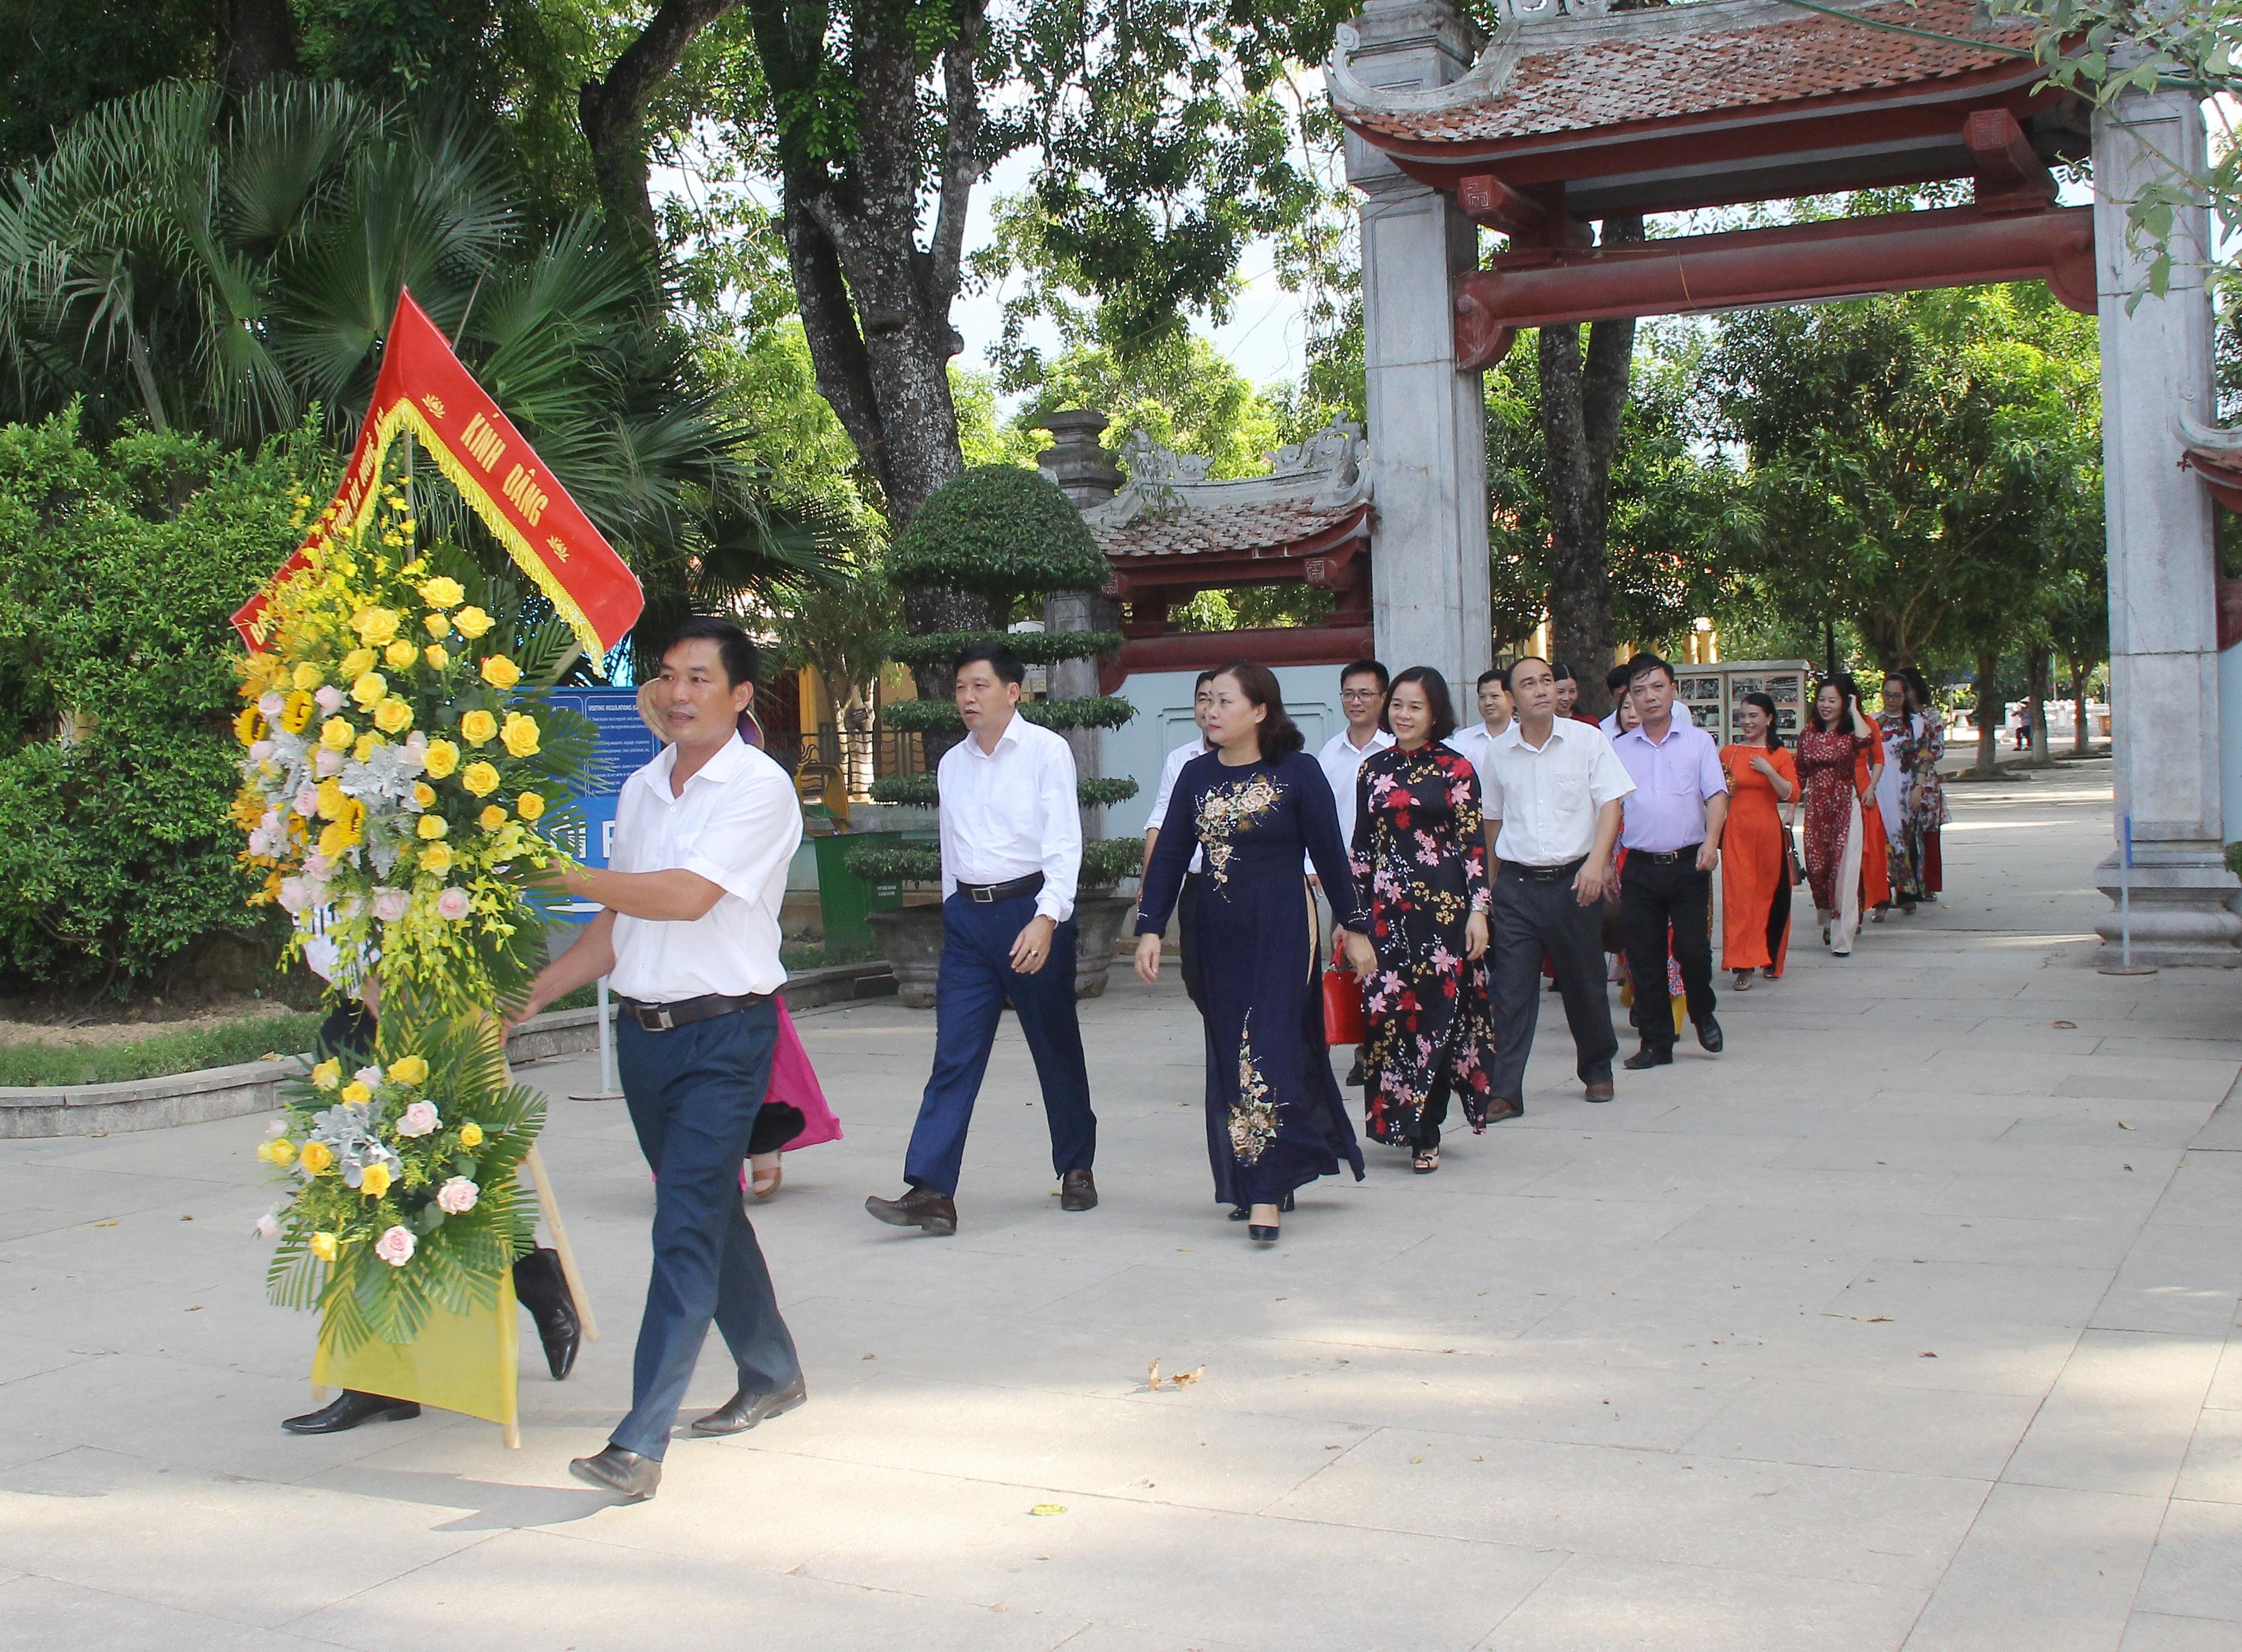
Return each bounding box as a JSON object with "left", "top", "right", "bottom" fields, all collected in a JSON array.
[{"left": 0, "top": 78, "right": 844, "bottom": 658}]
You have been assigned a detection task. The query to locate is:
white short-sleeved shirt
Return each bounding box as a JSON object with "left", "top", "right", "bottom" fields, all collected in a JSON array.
[
  {"left": 1446, "top": 719, "right": 1508, "bottom": 783},
  {"left": 1316, "top": 726, "right": 1395, "bottom": 849},
  {"left": 609, "top": 734, "right": 804, "bottom": 1001},
  {"left": 1148, "top": 737, "right": 1208, "bottom": 874},
  {"left": 937, "top": 713, "right": 1080, "bottom": 923},
  {"left": 1478, "top": 718, "right": 1636, "bottom": 867}
]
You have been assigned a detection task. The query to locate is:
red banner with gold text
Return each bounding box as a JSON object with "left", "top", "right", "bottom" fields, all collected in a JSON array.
[{"left": 232, "top": 288, "right": 643, "bottom": 666}]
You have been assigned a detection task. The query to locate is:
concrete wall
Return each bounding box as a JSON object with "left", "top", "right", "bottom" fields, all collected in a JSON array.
[{"left": 1103, "top": 665, "right": 1350, "bottom": 838}]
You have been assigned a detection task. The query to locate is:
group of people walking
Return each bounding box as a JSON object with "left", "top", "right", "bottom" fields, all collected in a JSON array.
[{"left": 1793, "top": 668, "right": 1949, "bottom": 959}]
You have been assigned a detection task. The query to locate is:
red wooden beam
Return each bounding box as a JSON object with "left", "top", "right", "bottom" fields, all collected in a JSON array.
[
  {"left": 1098, "top": 623, "right": 1377, "bottom": 693},
  {"left": 1965, "top": 108, "right": 2057, "bottom": 212},
  {"left": 1454, "top": 204, "right": 2095, "bottom": 371}
]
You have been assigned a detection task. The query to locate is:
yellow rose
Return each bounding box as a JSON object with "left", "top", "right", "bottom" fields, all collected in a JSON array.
[
  {"left": 387, "top": 1055, "right": 429, "bottom": 1087},
  {"left": 500, "top": 712, "right": 540, "bottom": 758},
  {"left": 280, "top": 690, "right": 315, "bottom": 734},
  {"left": 418, "top": 576, "right": 465, "bottom": 609},
  {"left": 460, "top": 760, "right": 500, "bottom": 798},
  {"left": 319, "top": 716, "right": 354, "bottom": 751},
  {"left": 311, "top": 1058, "right": 341, "bottom": 1091},
  {"left": 417, "top": 813, "right": 449, "bottom": 840},
  {"left": 340, "top": 1081, "right": 372, "bottom": 1106},
  {"left": 351, "top": 606, "right": 400, "bottom": 645},
  {"left": 423, "top": 611, "right": 451, "bottom": 638},
  {"left": 358, "top": 1161, "right": 393, "bottom": 1199},
  {"left": 373, "top": 696, "right": 413, "bottom": 735},
  {"left": 292, "top": 662, "right": 323, "bottom": 692},
  {"left": 384, "top": 639, "right": 418, "bottom": 670},
  {"left": 478, "top": 803, "right": 507, "bottom": 831},
  {"left": 458, "top": 1121, "right": 483, "bottom": 1149},
  {"left": 425, "top": 644, "right": 449, "bottom": 668},
  {"left": 451, "top": 605, "right": 494, "bottom": 639},
  {"left": 299, "top": 1141, "right": 335, "bottom": 1176},
  {"left": 339, "top": 647, "right": 377, "bottom": 679},
  {"left": 423, "top": 739, "right": 460, "bottom": 778},
  {"left": 309, "top": 1231, "right": 339, "bottom": 1262},
  {"left": 354, "top": 732, "right": 387, "bottom": 763},
  {"left": 420, "top": 842, "right": 453, "bottom": 874},
  {"left": 516, "top": 791, "right": 545, "bottom": 821},
  {"left": 316, "top": 820, "right": 354, "bottom": 859},
  {"left": 349, "top": 671, "right": 387, "bottom": 708},
  {"left": 314, "top": 778, "right": 346, "bottom": 820},
  {"left": 460, "top": 709, "right": 497, "bottom": 747},
  {"left": 479, "top": 655, "right": 522, "bottom": 690},
  {"left": 411, "top": 781, "right": 436, "bottom": 809},
  {"left": 233, "top": 706, "right": 260, "bottom": 745},
  {"left": 256, "top": 1137, "right": 296, "bottom": 1166}
]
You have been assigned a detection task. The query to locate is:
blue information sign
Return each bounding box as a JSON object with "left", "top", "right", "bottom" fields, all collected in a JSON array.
[{"left": 541, "top": 686, "right": 659, "bottom": 882}]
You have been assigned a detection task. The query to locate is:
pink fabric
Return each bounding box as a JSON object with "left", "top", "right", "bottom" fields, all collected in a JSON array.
[{"left": 767, "top": 995, "right": 841, "bottom": 1152}]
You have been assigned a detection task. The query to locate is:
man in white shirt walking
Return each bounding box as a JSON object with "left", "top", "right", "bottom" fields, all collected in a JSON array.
[
  {"left": 1315, "top": 658, "right": 1392, "bottom": 1087},
  {"left": 1477, "top": 656, "right": 1636, "bottom": 1112},
  {"left": 868, "top": 643, "right": 1097, "bottom": 1236},
  {"left": 1447, "top": 666, "right": 1514, "bottom": 781},
  {"left": 520, "top": 618, "right": 807, "bottom": 1502},
  {"left": 1141, "top": 670, "right": 1217, "bottom": 1007}
]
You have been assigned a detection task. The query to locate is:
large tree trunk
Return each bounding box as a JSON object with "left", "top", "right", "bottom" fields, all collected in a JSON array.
[
  {"left": 2069, "top": 657, "right": 2092, "bottom": 755},
  {"left": 1971, "top": 647, "right": 2002, "bottom": 777},
  {"left": 1538, "top": 214, "right": 1643, "bottom": 719},
  {"left": 578, "top": 0, "right": 741, "bottom": 250},
  {"left": 2025, "top": 643, "right": 2055, "bottom": 767},
  {"left": 216, "top": 0, "right": 299, "bottom": 92}
]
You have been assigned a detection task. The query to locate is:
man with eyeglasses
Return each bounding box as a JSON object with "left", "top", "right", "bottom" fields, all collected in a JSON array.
[{"left": 1315, "top": 658, "right": 1393, "bottom": 1087}]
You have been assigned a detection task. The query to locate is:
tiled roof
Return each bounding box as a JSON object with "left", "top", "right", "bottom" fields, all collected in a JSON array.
[
  {"left": 1092, "top": 499, "right": 1370, "bottom": 565},
  {"left": 1342, "top": 0, "right": 2042, "bottom": 146}
]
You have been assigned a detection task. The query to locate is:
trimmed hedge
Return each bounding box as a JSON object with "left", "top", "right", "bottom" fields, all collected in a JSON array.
[
  {"left": 869, "top": 773, "right": 1139, "bottom": 809},
  {"left": 882, "top": 695, "right": 1137, "bottom": 734},
  {"left": 847, "top": 836, "right": 1146, "bottom": 891},
  {"left": 886, "top": 629, "right": 1123, "bottom": 668},
  {"left": 886, "top": 465, "right": 1109, "bottom": 598}
]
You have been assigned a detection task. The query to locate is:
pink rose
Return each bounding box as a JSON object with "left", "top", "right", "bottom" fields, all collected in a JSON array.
[
  {"left": 435, "top": 1176, "right": 478, "bottom": 1214},
  {"left": 277, "top": 877, "right": 309, "bottom": 914},
  {"left": 254, "top": 1212, "right": 280, "bottom": 1239},
  {"left": 435, "top": 887, "right": 472, "bottom": 921},
  {"left": 374, "top": 1225, "right": 416, "bottom": 1267},
  {"left": 293, "top": 783, "right": 319, "bottom": 817},
  {"left": 246, "top": 828, "right": 272, "bottom": 856},
  {"left": 315, "top": 685, "right": 347, "bottom": 714},
  {"left": 258, "top": 692, "right": 285, "bottom": 719},
  {"left": 397, "top": 1101, "right": 440, "bottom": 1137},
  {"left": 249, "top": 739, "right": 275, "bottom": 762},
  {"left": 314, "top": 747, "right": 344, "bottom": 776},
  {"left": 304, "top": 852, "right": 335, "bottom": 880},
  {"left": 371, "top": 887, "right": 410, "bottom": 923},
  {"left": 353, "top": 1065, "right": 383, "bottom": 1088}
]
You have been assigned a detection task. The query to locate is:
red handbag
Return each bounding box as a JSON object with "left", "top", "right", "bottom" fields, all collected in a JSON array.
[{"left": 1322, "top": 937, "right": 1366, "bottom": 1044}]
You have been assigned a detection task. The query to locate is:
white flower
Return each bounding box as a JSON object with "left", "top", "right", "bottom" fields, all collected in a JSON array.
[
  {"left": 314, "top": 685, "right": 347, "bottom": 714},
  {"left": 435, "top": 1176, "right": 478, "bottom": 1214},
  {"left": 353, "top": 1065, "right": 383, "bottom": 1089},
  {"left": 435, "top": 887, "right": 472, "bottom": 921},
  {"left": 254, "top": 1212, "right": 280, "bottom": 1239},
  {"left": 397, "top": 1101, "right": 440, "bottom": 1137},
  {"left": 258, "top": 691, "right": 285, "bottom": 719},
  {"left": 265, "top": 1118, "right": 287, "bottom": 1137},
  {"left": 249, "top": 739, "right": 275, "bottom": 762},
  {"left": 277, "top": 877, "right": 310, "bottom": 914},
  {"left": 373, "top": 1225, "right": 416, "bottom": 1267},
  {"left": 371, "top": 887, "right": 410, "bottom": 923}
]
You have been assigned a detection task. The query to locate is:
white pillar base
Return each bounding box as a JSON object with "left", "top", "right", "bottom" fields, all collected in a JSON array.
[{"left": 2093, "top": 851, "right": 2242, "bottom": 966}]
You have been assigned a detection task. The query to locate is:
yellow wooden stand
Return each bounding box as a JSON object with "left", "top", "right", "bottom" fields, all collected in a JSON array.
[{"left": 308, "top": 1143, "right": 598, "bottom": 1449}]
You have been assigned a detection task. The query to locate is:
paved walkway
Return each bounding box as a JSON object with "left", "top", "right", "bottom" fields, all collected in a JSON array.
[{"left": 4, "top": 759, "right": 2239, "bottom": 1651}]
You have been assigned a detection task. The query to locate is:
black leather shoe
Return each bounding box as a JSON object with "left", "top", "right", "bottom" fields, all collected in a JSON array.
[
  {"left": 512, "top": 1246, "right": 581, "bottom": 1381},
  {"left": 282, "top": 1390, "right": 419, "bottom": 1435},
  {"left": 1227, "top": 1191, "right": 1295, "bottom": 1220},
  {"left": 1622, "top": 1046, "right": 1673, "bottom": 1071},
  {"left": 1060, "top": 1168, "right": 1098, "bottom": 1211},
  {"left": 1695, "top": 1015, "right": 1724, "bottom": 1053},
  {"left": 1248, "top": 1224, "right": 1279, "bottom": 1243},
  {"left": 569, "top": 1444, "right": 660, "bottom": 1500},
  {"left": 690, "top": 1375, "right": 808, "bottom": 1436},
  {"left": 1343, "top": 1058, "right": 1365, "bottom": 1087},
  {"left": 866, "top": 1187, "right": 958, "bottom": 1236}
]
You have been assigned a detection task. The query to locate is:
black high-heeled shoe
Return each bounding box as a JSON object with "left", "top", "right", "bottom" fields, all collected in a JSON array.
[
  {"left": 1228, "top": 1191, "right": 1295, "bottom": 1220},
  {"left": 1248, "top": 1224, "right": 1279, "bottom": 1243}
]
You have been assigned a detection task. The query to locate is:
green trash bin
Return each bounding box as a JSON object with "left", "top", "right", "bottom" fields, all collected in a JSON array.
[{"left": 814, "top": 831, "right": 904, "bottom": 955}]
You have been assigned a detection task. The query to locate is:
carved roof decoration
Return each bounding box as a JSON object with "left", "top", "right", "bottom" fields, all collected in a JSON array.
[
  {"left": 1085, "top": 423, "right": 1375, "bottom": 567},
  {"left": 1330, "top": 0, "right": 2044, "bottom": 146}
]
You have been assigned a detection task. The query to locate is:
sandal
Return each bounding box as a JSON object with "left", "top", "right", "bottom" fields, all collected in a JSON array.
[
  {"left": 1733, "top": 970, "right": 1754, "bottom": 991},
  {"left": 1412, "top": 1146, "right": 1440, "bottom": 1175},
  {"left": 750, "top": 1154, "right": 783, "bottom": 1201}
]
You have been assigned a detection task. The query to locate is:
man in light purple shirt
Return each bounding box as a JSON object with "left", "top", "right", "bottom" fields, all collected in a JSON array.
[{"left": 1611, "top": 653, "right": 1730, "bottom": 1070}]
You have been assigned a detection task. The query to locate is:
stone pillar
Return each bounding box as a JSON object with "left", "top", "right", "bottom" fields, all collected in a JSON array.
[
  {"left": 2092, "top": 82, "right": 2241, "bottom": 962},
  {"left": 1035, "top": 411, "right": 1125, "bottom": 837},
  {"left": 1342, "top": 0, "right": 1491, "bottom": 711}
]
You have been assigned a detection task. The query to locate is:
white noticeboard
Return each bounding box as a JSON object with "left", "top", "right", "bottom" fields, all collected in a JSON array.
[{"left": 1671, "top": 660, "right": 1814, "bottom": 743}]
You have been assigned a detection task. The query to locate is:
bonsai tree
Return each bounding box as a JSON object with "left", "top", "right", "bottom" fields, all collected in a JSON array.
[{"left": 849, "top": 464, "right": 1141, "bottom": 892}]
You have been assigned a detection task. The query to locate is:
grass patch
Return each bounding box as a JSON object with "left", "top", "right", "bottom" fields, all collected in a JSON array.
[{"left": 0, "top": 1011, "right": 325, "bottom": 1088}]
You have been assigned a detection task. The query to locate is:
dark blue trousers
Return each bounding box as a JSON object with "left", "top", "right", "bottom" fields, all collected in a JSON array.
[
  {"left": 902, "top": 892, "right": 1097, "bottom": 1198},
  {"left": 611, "top": 1000, "right": 799, "bottom": 1459}
]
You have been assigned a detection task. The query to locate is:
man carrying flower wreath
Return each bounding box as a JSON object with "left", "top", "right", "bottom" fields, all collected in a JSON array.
[{"left": 515, "top": 616, "right": 807, "bottom": 1503}]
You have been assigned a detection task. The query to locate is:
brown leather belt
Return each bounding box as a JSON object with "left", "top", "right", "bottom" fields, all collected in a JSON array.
[
  {"left": 956, "top": 872, "right": 1045, "bottom": 904},
  {"left": 616, "top": 992, "right": 765, "bottom": 1031}
]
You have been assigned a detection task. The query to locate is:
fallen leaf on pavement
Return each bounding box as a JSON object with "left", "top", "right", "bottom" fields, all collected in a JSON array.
[{"left": 1030, "top": 1505, "right": 1067, "bottom": 1516}]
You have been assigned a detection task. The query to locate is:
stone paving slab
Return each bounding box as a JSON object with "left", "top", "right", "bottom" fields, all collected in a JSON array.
[{"left": 2, "top": 759, "right": 2238, "bottom": 1650}]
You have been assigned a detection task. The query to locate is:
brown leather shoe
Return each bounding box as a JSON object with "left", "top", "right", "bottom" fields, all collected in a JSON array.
[
  {"left": 1059, "top": 1168, "right": 1098, "bottom": 1211},
  {"left": 1582, "top": 1080, "right": 1615, "bottom": 1103},
  {"left": 865, "top": 1187, "right": 958, "bottom": 1236},
  {"left": 1485, "top": 1097, "right": 1524, "bottom": 1123}
]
